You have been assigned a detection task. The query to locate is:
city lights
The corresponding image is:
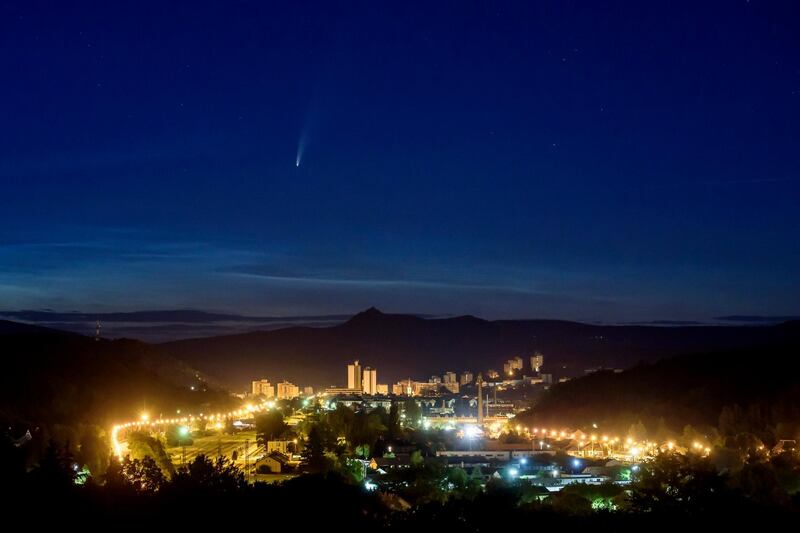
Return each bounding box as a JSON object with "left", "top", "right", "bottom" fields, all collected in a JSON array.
[
  {"left": 464, "top": 425, "right": 481, "bottom": 439},
  {"left": 5, "top": 1, "right": 795, "bottom": 522}
]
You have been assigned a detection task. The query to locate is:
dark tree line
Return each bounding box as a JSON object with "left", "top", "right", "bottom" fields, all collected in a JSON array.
[{"left": 3, "top": 433, "right": 800, "bottom": 530}]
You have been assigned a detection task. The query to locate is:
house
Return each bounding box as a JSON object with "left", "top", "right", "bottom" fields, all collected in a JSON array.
[
  {"left": 267, "top": 440, "right": 294, "bottom": 455},
  {"left": 255, "top": 451, "right": 291, "bottom": 474}
]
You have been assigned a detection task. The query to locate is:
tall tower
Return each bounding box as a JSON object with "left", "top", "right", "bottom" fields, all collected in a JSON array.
[
  {"left": 95, "top": 320, "right": 101, "bottom": 341},
  {"left": 362, "top": 367, "right": 377, "bottom": 395},
  {"left": 347, "top": 360, "right": 362, "bottom": 391},
  {"left": 476, "top": 373, "right": 484, "bottom": 425}
]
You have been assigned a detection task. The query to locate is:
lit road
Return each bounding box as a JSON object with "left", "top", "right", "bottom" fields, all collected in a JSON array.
[
  {"left": 111, "top": 399, "right": 278, "bottom": 460},
  {"left": 112, "top": 399, "right": 714, "bottom": 466}
]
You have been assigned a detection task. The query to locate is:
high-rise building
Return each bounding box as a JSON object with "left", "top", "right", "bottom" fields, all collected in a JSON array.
[
  {"left": 347, "top": 360, "right": 362, "bottom": 391},
  {"left": 429, "top": 375, "right": 441, "bottom": 384},
  {"left": 531, "top": 352, "right": 544, "bottom": 373},
  {"left": 460, "top": 371, "right": 473, "bottom": 385},
  {"left": 303, "top": 386, "right": 314, "bottom": 396},
  {"left": 504, "top": 356, "right": 524, "bottom": 376},
  {"left": 251, "top": 379, "right": 275, "bottom": 398},
  {"left": 276, "top": 381, "right": 300, "bottom": 399},
  {"left": 376, "top": 384, "right": 389, "bottom": 395},
  {"left": 443, "top": 371, "right": 457, "bottom": 384},
  {"left": 362, "top": 367, "right": 377, "bottom": 395}
]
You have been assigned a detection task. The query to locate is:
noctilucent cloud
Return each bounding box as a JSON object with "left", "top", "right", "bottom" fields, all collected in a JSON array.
[{"left": 0, "top": 2, "right": 798, "bottom": 321}]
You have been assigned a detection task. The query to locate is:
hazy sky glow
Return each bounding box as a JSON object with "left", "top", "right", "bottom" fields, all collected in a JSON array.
[{"left": 1, "top": 2, "right": 798, "bottom": 321}]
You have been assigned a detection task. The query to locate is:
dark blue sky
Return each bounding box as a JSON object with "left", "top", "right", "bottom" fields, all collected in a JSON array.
[{"left": 1, "top": 1, "right": 798, "bottom": 321}]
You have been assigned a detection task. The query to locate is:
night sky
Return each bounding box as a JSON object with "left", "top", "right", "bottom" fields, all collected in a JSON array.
[{"left": 1, "top": 1, "right": 798, "bottom": 321}]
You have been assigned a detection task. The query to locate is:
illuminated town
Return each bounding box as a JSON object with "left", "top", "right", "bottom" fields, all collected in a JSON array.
[
  {"left": 2, "top": 1, "right": 799, "bottom": 529},
  {"left": 108, "top": 355, "right": 762, "bottom": 495}
]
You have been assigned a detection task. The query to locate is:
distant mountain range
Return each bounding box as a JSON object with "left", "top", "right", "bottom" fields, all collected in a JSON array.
[
  {"left": 0, "top": 309, "right": 352, "bottom": 342},
  {"left": 0, "top": 309, "right": 353, "bottom": 323},
  {"left": 2, "top": 309, "right": 799, "bottom": 428},
  {"left": 714, "top": 315, "right": 800, "bottom": 323},
  {"left": 159, "top": 308, "right": 800, "bottom": 390},
  {"left": 3, "top": 309, "right": 796, "bottom": 344}
]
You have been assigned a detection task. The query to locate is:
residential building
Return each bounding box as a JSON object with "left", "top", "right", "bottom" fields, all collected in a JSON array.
[
  {"left": 376, "top": 384, "right": 389, "bottom": 395},
  {"left": 413, "top": 381, "right": 439, "bottom": 396},
  {"left": 504, "top": 357, "right": 524, "bottom": 376},
  {"left": 392, "top": 379, "right": 413, "bottom": 396},
  {"left": 267, "top": 440, "right": 294, "bottom": 455},
  {"left": 460, "top": 371, "right": 473, "bottom": 385},
  {"left": 347, "top": 360, "right": 362, "bottom": 391},
  {"left": 363, "top": 367, "right": 377, "bottom": 395},
  {"left": 443, "top": 381, "right": 460, "bottom": 394},
  {"left": 276, "top": 380, "right": 300, "bottom": 399},
  {"left": 323, "top": 387, "right": 357, "bottom": 396},
  {"left": 530, "top": 353, "right": 544, "bottom": 373},
  {"left": 251, "top": 379, "right": 275, "bottom": 398}
]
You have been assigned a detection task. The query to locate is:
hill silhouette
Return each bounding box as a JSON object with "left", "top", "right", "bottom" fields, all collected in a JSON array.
[
  {"left": 0, "top": 320, "right": 231, "bottom": 428},
  {"left": 518, "top": 337, "right": 800, "bottom": 438},
  {"left": 160, "top": 308, "right": 800, "bottom": 390}
]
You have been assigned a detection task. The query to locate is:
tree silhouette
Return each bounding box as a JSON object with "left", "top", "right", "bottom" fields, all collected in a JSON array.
[
  {"left": 256, "top": 411, "right": 289, "bottom": 445},
  {"left": 172, "top": 454, "right": 246, "bottom": 492},
  {"left": 122, "top": 456, "right": 166, "bottom": 492}
]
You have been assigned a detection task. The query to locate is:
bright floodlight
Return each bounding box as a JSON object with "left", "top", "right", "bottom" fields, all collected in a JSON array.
[
  {"left": 508, "top": 468, "right": 519, "bottom": 478},
  {"left": 179, "top": 426, "right": 190, "bottom": 437},
  {"left": 464, "top": 425, "right": 481, "bottom": 439},
  {"left": 573, "top": 459, "right": 581, "bottom": 468}
]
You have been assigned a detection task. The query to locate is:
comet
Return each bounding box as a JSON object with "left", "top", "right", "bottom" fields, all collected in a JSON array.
[{"left": 295, "top": 132, "right": 306, "bottom": 167}]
